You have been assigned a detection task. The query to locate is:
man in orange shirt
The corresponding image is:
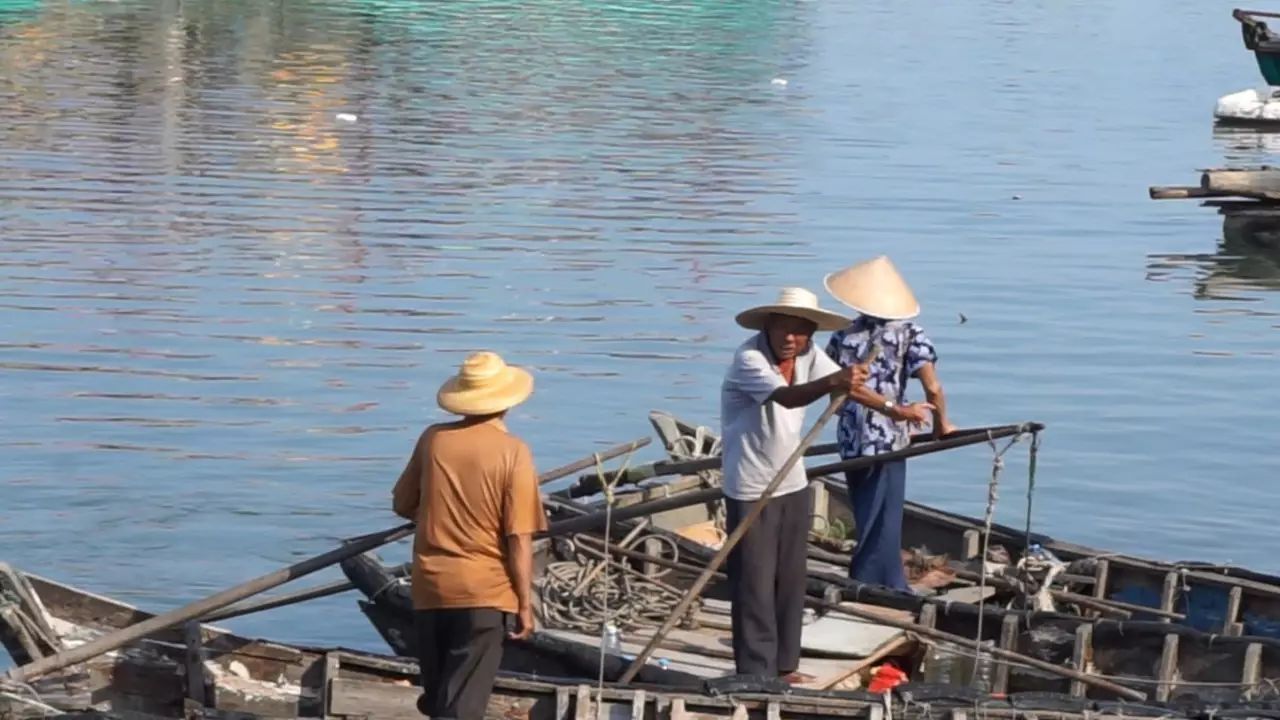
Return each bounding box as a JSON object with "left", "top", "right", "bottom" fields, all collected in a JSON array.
[{"left": 392, "top": 351, "right": 547, "bottom": 720}]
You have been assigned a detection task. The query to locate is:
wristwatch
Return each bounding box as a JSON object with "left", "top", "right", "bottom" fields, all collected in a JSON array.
[{"left": 882, "top": 400, "right": 896, "bottom": 413}]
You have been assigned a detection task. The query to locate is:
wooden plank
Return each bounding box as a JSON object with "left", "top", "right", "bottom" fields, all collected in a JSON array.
[
  {"left": 1154, "top": 633, "right": 1179, "bottom": 703},
  {"left": 1225, "top": 587, "right": 1244, "bottom": 635},
  {"left": 322, "top": 652, "right": 340, "bottom": 719},
  {"left": 1159, "top": 572, "right": 1179, "bottom": 621},
  {"left": 333, "top": 649, "right": 418, "bottom": 676},
  {"left": 0, "top": 606, "right": 45, "bottom": 665},
  {"left": 556, "top": 686, "right": 573, "bottom": 720},
  {"left": 1243, "top": 643, "right": 1263, "bottom": 699},
  {"left": 1202, "top": 168, "right": 1280, "bottom": 201},
  {"left": 1149, "top": 186, "right": 1218, "bottom": 200},
  {"left": 767, "top": 700, "right": 782, "bottom": 720},
  {"left": 632, "top": 690, "right": 647, "bottom": 720},
  {"left": 993, "top": 614, "right": 1019, "bottom": 695},
  {"left": 576, "top": 684, "right": 592, "bottom": 720},
  {"left": 1068, "top": 624, "right": 1092, "bottom": 698},
  {"left": 329, "top": 677, "right": 422, "bottom": 720},
  {"left": 669, "top": 698, "right": 688, "bottom": 720},
  {"left": 961, "top": 530, "right": 980, "bottom": 561},
  {"left": 184, "top": 622, "right": 210, "bottom": 708},
  {"left": 918, "top": 602, "right": 937, "bottom": 630},
  {"left": 815, "top": 635, "right": 913, "bottom": 690},
  {"left": 1092, "top": 560, "right": 1110, "bottom": 601},
  {"left": 643, "top": 537, "right": 664, "bottom": 577}
]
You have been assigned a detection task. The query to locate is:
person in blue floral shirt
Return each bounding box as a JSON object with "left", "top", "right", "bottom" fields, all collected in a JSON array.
[{"left": 822, "top": 256, "right": 956, "bottom": 592}]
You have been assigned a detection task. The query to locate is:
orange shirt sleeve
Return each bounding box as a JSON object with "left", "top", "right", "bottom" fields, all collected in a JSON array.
[
  {"left": 392, "top": 430, "right": 426, "bottom": 520},
  {"left": 504, "top": 442, "right": 548, "bottom": 536}
]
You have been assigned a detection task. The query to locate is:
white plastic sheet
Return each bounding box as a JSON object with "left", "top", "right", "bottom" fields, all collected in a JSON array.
[{"left": 1215, "top": 87, "right": 1280, "bottom": 122}]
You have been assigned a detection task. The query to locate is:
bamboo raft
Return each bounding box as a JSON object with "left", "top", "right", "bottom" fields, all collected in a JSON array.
[{"left": 5, "top": 412, "right": 1280, "bottom": 718}]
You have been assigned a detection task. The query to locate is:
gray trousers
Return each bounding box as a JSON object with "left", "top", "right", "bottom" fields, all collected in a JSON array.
[
  {"left": 725, "top": 487, "right": 810, "bottom": 677},
  {"left": 414, "top": 608, "right": 508, "bottom": 720}
]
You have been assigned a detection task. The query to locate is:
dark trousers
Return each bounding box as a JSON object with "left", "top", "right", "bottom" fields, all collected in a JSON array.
[
  {"left": 846, "top": 459, "right": 909, "bottom": 591},
  {"left": 414, "top": 608, "right": 508, "bottom": 720},
  {"left": 725, "top": 487, "right": 810, "bottom": 677}
]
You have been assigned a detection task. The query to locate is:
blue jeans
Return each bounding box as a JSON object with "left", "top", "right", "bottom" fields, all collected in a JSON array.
[{"left": 845, "top": 459, "right": 909, "bottom": 591}]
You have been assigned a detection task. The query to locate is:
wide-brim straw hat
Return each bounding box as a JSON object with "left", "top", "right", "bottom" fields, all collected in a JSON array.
[
  {"left": 735, "top": 287, "right": 849, "bottom": 332},
  {"left": 437, "top": 351, "right": 534, "bottom": 416},
  {"left": 823, "top": 255, "right": 920, "bottom": 321}
]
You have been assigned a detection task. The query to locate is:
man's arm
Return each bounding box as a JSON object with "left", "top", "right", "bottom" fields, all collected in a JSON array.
[
  {"left": 504, "top": 443, "right": 547, "bottom": 640},
  {"left": 391, "top": 433, "right": 425, "bottom": 520},
  {"left": 505, "top": 533, "right": 535, "bottom": 640},
  {"left": 768, "top": 367, "right": 848, "bottom": 409},
  {"left": 915, "top": 363, "right": 955, "bottom": 436}
]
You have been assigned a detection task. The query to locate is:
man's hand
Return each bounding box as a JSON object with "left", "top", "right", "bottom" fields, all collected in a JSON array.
[
  {"left": 509, "top": 606, "right": 535, "bottom": 641},
  {"left": 832, "top": 363, "right": 870, "bottom": 397},
  {"left": 892, "top": 402, "right": 935, "bottom": 428}
]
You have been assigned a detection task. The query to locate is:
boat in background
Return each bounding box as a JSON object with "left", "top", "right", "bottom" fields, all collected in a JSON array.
[{"left": 1214, "top": 10, "right": 1280, "bottom": 123}]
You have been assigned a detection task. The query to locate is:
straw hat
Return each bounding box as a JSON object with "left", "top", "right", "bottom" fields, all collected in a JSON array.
[
  {"left": 823, "top": 256, "right": 920, "bottom": 321},
  {"left": 437, "top": 351, "right": 534, "bottom": 416},
  {"left": 735, "top": 287, "right": 849, "bottom": 332}
]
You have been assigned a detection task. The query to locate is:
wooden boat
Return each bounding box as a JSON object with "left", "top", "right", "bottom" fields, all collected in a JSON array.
[
  {"left": 345, "top": 411, "right": 1280, "bottom": 707},
  {"left": 1235, "top": 9, "right": 1280, "bottom": 86},
  {"left": 0, "top": 562, "right": 1190, "bottom": 720}
]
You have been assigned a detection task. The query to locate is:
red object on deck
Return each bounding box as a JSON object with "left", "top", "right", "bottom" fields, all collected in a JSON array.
[{"left": 867, "top": 664, "right": 908, "bottom": 693}]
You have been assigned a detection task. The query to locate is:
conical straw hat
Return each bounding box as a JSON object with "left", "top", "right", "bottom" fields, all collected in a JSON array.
[
  {"left": 437, "top": 351, "right": 534, "bottom": 416},
  {"left": 735, "top": 287, "right": 849, "bottom": 332},
  {"left": 822, "top": 256, "right": 920, "bottom": 321}
]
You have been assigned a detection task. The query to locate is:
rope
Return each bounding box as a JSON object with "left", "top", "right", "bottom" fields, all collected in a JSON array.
[
  {"left": 0, "top": 677, "right": 52, "bottom": 714},
  {"left": 1024, "top": 431, "right": 1040, "bottom": 552},
  {"left": 594, "top": 451, "right": 616, "bottom": 694},
  {"left": 538, "top": 533, "right": 687, "bottom": 633},
  {"left": 970, "top": 429, "right": 1027, "bottom": 689}
]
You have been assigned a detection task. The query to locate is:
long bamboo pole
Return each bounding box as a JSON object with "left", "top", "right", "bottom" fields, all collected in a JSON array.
[
  {"left": 617, "top": 394, "right": 848, "bottom": 684},
  {"left": 562, "top": 426, "right": 1021, "bottom": 498},
  {"left": 4, "top": 523, "right": 415, "bottom": 683},
  {"left": 546, "top": 422, "right": 1041, "bottom": 539},
  {"left": 538, "top": 437, "right": 651, "bottom": 485}
]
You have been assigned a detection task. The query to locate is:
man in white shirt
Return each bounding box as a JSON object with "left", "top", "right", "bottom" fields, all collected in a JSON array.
[{"left": 720, "top": 287, "right": 867, "bottom": 683}]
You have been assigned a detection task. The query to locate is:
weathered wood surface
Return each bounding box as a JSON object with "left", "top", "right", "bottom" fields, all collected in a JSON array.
[
  {"left": 1149, "top": 185, "right": 1220, "bottom": 200},
  {"left": 1200, "top": 168, "right": 1280, "bottom": 201}
]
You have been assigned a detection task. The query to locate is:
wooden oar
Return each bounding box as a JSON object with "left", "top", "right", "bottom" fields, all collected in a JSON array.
[
  {"left": 618, "top": 392, "right": 851, "bottom": 684},
  {"left": 4, "top": 523, "right": 414, "bottom": 683},
  {"left": 200, "top": 439, "right": 651, "bottom": 623}
]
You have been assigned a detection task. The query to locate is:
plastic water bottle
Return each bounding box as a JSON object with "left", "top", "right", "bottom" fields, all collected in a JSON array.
[
  {"left": 924, "top": 644, "right": 954, "bottom": 685},
  {"left": 970, "top": 641, "right": 994, "bottom": 693},
  {"left": 601, "top": 622, "right": 622, "bottom": 657}
]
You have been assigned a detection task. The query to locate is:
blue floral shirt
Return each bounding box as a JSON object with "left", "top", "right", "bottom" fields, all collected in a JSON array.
[{"left": 824, "top": 316, "right": 938, "bottom": 458}]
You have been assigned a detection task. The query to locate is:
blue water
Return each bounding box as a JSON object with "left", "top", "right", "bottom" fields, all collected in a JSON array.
[{"left": 2, "top": 0, "right": 1278, "bottom": 659}]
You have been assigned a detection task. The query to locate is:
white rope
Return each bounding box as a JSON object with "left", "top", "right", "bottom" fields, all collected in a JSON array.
[
  {"left": 586, "top": 446, "right": 642, "bottom": 708},
  {"left": 970, "top": 430, "right": 1025, "bottom": 688}
]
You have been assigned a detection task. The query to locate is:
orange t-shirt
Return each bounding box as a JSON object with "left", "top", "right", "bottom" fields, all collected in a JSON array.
[{"left": 391, "top": 418, "right": 547, "bottom": 613}]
